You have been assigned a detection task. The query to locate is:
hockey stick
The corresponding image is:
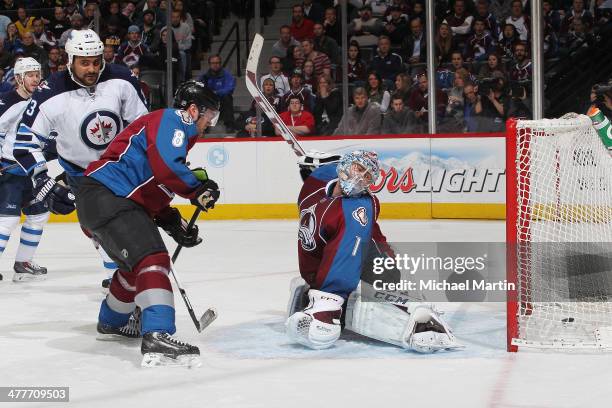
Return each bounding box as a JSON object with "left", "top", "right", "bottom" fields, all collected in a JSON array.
[
  {"left": 246, "top": 33, "right": 306, "bottom": 157},
  {"left": 169, "top": 208, "right": 218, "bottom": 333}
]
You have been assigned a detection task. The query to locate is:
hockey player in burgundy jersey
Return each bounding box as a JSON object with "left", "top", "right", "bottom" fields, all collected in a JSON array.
[
  {"left": 76, "top": 81, "right": 221, "bottom": 367},
  {"left": 295, "top": 151, "right": 388, "bottom": 298},
  {"left": 286, "top": 150, "right": 463, "bottom": 353}
]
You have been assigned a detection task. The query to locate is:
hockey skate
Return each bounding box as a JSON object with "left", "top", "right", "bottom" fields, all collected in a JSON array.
[
  {"left": 96, "top": 308, "right": 141, "bottom": 340},
  {"left": 141, "top": 332, "right": 201, "bottom": 368},
  {"left": 12, "top": 261, "right": 47, "bottom": 282}
]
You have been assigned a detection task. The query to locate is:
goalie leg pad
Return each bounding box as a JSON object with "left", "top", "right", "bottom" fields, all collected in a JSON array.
[
  {"left": 286, "top": 289, "right": 343, "bottom": 350},
  {"left": 286, "top": 276, "right": 310, "bottom": 318},
  {"left": 345, "top": 287, "right": 463, "bottom": 353}
]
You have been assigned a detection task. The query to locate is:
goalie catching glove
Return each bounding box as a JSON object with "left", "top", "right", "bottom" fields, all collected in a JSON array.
[
  {"left": 154, "top": 207, "right": 202, "bottom": 247},
  {"left": 32, "top": 171, "right": 75, "bottom": 215}
]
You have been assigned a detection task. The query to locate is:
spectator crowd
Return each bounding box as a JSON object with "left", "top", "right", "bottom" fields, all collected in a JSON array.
[
  {"left": 0, "top": 0, "right": 227, "bottom": 105},
  {"left": 1, "top": 0, "right": 610, "bottom": 135},
  {"left": 241, "top": 0, "right": 611, "bottom": 136}
]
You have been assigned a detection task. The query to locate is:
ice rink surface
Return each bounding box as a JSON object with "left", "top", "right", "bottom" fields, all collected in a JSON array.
[{"left": 1, "top": 219, "right": 611, "bottom": 408}]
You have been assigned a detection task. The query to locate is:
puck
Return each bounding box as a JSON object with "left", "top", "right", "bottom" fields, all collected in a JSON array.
[{"left": 561, "top": 317, "right": 575, "bottom": 323}]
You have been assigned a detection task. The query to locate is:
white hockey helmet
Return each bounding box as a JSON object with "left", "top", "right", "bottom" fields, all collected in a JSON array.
[
  {"left": 14, "top": 57, "right": 41, "bottom": 76},
  {"left": 14, "top": 57, "right": 41, "bottom": 94},
  {"left": 65, "top": 29, "right": 105, "bottom": 86}
]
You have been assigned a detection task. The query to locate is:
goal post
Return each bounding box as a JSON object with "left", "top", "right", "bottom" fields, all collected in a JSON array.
[{"left": 506, "top": 114, "right": 612, "bottom": 351}]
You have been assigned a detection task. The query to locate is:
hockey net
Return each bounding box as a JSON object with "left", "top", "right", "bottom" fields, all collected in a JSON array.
[{"left": 506, "top": 114, "right": 612, "bottom": 351}]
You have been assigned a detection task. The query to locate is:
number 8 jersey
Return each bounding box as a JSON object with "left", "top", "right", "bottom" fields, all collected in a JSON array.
[{"left": 14, "top": 64, "right": 148, "bottom": 176}]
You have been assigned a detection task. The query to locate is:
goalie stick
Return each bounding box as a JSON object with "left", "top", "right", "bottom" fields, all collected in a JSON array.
[
  {"left": 246, "top": 33, "right": 306, "bottom": 157},
  {"left": 170, "top": 208, "right": 217, "bottom": 333}
]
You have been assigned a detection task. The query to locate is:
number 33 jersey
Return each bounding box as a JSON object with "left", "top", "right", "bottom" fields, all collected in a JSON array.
[{"left": 14, "top": 64, "right": 148, "bottom": 176}]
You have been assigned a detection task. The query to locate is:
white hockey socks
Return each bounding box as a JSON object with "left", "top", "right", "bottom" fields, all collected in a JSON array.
[
  {"left": 286, "top": 289, "right": 344, "bottom": 350},
  {"left": 0, "top": 216, "right": 20, "bottom": 257},
  {"left": 345, "top": 285, "right": 463, "bottom": 353},
  {"left": 15, "top": 212, "right": 49, "bottom": 262}
]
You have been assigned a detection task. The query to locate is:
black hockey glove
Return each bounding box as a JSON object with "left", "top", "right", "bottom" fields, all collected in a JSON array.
[
  {"left": 191, "top": 179, "right": 220, "bottom": 211},
  {"left": 32, "top": 171, "right": 75, "bottom": 215},
  {"left": 154, "top": 207, "right": 202, "bottom": 248}
]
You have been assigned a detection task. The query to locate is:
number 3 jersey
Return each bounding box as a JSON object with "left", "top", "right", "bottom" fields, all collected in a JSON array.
[
  {"left": 0, "top": 90, "right": 29, "bottom": 174},
  {"left": 14, "top": 64, "right": 148, "bottom": 176},
  {"left": 298, "top": 164, "right": 390, "bottom": 298}
]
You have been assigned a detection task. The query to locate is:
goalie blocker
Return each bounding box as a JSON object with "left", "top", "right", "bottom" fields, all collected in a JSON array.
[{"left": 285, "top": 150, "right": 462, "bottom": 352}]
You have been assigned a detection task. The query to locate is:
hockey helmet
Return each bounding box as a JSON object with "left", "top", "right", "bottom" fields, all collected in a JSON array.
[
  {"left": 65, "top": 29, "right": 105, "bottom": 86},
  {"left": 173, "top": 80, "right": 221, "bottom": 126},
  {"left": 336, "top": 150, "right": 380, "bottom": 197},
  {"left": 14, "top": 57, "right": 41, "bottom": 76},
  {"left": 14, "top": 57, "right": 41, "bottom": 93}
]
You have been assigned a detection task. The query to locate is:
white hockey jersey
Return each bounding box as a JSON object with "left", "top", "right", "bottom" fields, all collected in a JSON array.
[
  {"left": 14, "top": 64, "right": 148, "bottom": 176},
  {"left": 0, "top": 90, "right": 29, "bottom": 175}
]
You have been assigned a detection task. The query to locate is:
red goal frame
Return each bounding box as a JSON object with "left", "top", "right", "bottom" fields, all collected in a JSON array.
[{"left": 506, "top": 118, "right": 520, "bottom": 352}]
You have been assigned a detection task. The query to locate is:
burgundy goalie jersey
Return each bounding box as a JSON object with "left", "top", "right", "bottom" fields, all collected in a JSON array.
[{"left": 297, "top": 164, "right": 390, "bottom": 298}]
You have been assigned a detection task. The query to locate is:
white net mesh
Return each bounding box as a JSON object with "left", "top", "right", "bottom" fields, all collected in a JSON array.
[{"left": 512, "top": 115, "right": 612, "bottom": 349}]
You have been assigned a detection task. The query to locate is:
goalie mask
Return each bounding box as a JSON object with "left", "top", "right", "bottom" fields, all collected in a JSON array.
[{"left": 336, "top": 150, "right": 380, "bottom": 197}]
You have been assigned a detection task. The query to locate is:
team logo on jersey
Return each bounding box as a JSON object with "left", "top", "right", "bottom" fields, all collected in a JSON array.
[
  {"left": 298, "top": 204, "right": 317, "bottom": 251},
  {"left": 352, "top": 207, "right": 368, "bottom": 226},
  {"left": 176, "top": 109, "right": 193, "bottom": 125},
  {"left": 80, "top": 110, "right": 121, "bottom": 150}
]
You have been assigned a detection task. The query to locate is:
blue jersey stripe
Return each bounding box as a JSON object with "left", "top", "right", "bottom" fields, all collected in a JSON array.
[
  {"left": 153, "top": 110, "right": 200, "bottom": 190},
  {"left": 310, "top": 164, "right": 338, "bottom": 183},
  {"left": 14, "top": 142, "right": 40, "bottom": 149},
  {"left": 320, "top": 197, "right": 374, "bottom": 297}
]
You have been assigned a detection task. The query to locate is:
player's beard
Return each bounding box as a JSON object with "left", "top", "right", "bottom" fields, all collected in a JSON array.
[
  {"left": 79, "top": 72, "right": 99, "bottom": 87},
  {"left": 71, "top": 66, "right": 100, "bottom": 87}
]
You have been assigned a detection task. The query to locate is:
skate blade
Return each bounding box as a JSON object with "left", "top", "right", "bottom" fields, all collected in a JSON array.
[
  {"left": 141, "top": 353, "right": 202, "bottom": 368},
  {"left": 96, "top": 333, "right": 140, "bottom": 341},
  {"left": 12, "top": 274, "right": 47, "bottom": 282}
]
